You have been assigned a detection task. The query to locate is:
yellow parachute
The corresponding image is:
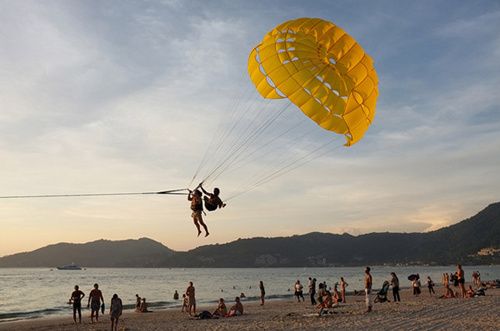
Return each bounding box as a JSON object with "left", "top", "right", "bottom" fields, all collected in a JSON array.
[{"left": 248, "top": 18, "right": 378, "bottom": 146}]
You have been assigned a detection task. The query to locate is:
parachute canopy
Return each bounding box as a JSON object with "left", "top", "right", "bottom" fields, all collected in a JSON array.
[{"left": 248, "top": 18, "right": 378, "bottom": 146}]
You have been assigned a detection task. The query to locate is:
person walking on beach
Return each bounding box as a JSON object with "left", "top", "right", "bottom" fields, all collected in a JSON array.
[
  {"left": 294, "top": 280, "right": 305, "bottom": 302},
  {"left": 259, "top": 281, "right": 265, "bottom": 305},
  {"left": 308, "top": 277, "right": 317, "bottom": 305},
  {"left": 69, "top": 285, "right": 85, "bottom": 324},
  {"left": 457, "top": 264, "right": 466, "bottom": 298},
  {"left": 390, "top": 272, "right": 401, "bottom": 302},
  {"left": 427, "top": 276, "right": 435, "bottom": 296},
  {"left": 188, "top": 189, "right": 209, "bottom": 237},
  {"left": 88, "top": 283, "right": 104, "bottom": 323},
  {"left": 109, "top": 294, "right": 122, "bottom": 331},
  {"left": 364, "top": 267, "right": 373, "bottom": 313},
  {"left": 340, "top": 277, "right": 348, "bottom": 303},
  {"left": 412, "top": 274, "right": 421, "bottom": 296},
  {"left": 186, "top": 281, "right": 196, "bottom": 315}
]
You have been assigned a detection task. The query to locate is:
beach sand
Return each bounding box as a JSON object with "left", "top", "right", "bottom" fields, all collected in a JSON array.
[{"left": 1, "top": 287, "right": 498, "bottom": 331}]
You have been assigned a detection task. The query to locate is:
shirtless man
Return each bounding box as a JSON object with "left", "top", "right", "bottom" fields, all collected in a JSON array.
[
  {"left": 87, "top": 283, "right": 104, "bottom": 323},
  {"left": 227, "top": 297, "right": 244, "bottom": 316},
  {"left": 364, "top": 267, "right": 373, "bottom": 313},
  {"left": 199, "top": 185, "right": 226, "bottom": 211},
  {"left": 187, "top": 190, "right": 209, "bottom": 237},
  {"left": 186, "top": 281, "right": 196, "bottom": 316},
  {"left": 69, "top": 285, "right": 85, "bottom": 324},
  {"left": 457, "top": 264, "right": 466, "bottom": 298}
]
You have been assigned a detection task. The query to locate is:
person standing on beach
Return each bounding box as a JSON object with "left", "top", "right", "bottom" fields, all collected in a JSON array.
[
  {"left": 364, "top": 267, "right": 373, "bottom": 313},
  {"left": 427, "top": 276, "right": 435, "bottom": 296},
  {"left": 308, "top": 277, "right": 317, "bottom": 305},
  {"left": 259, "top": 281, "right": 265, "bottom": 305},
  {"left": 186, "top": 281, "right": 196, "bottom": 315},
  {"left": 294, "top": 280, "right": 305, "bottom": 302},
  {"left": 135, "top": 294, "right": 141, "bottom": 311},
  {"left": 340, "top": 277, "right": 348, "bottom": 303},
  {"left": 109, "top": 294, "right": 122, "bottom": 331},
  {"left": 188, "top": 189, "right": 209, "bottom": 237},
  {"left": 390, "top": 272, "right": 401, "bottom": 302},
  {"left": 88, "top": 283, "right": 104, "bottom": 323},
  {"left": 457, "top": 264, "right": 466, "bottom": 298},
  {"left": 69, "top": 285, "right": 85, "bottom": 324}
]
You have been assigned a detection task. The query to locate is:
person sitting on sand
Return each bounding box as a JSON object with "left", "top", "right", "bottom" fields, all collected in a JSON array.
[
  {"left": 199, "top": 184, "right": 226, "bottom": 211},
  {"left": 187, "top": 189, "right": 209, "bottom": 237},
  {"left": 227, "top": 297, "right": 244, "bottom": 317},
  {"left": 439, "top": 284, "right": 456, "bottom": 299},
  {"left": 110, "top": 294, "right": 122, "bottom": 331},
  {"left": 466, "top": 285, "right": 476, "bottom": 298},
  {"left": 88, "top": 283, "right": 104, "bottom": 323},
  {"left": 173, "top": 290, "right": 179, "bottom": 300},
  {"left": 333, "top": 283, "right": 341, "bottom": 303},
  {"left": 317, "top": 290, "right": 333, "bottom": 309},
  {"left": 135, "top": 294, "right": 141, "bottom": 311},
  {"left": 213, "top": 298, "right": 227, "bottom": 317},
  {"left": 140, "top": 298, "right": 150, "bottom": 312}
]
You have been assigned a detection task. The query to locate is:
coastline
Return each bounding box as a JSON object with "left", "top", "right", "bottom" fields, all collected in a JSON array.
[{"left": 1, "top": 286, "right": 498, "bottom": 331}]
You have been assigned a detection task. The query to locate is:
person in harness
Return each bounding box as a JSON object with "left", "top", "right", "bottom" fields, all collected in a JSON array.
[
  {"left": 187, "top": 189, "right": 209, "bottom": 237},
  {"left": 199, "top": 184, "right": 226, "bottom": 211}
]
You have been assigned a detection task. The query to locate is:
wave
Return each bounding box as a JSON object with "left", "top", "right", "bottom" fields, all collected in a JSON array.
[{"left": 0, "top": 294, "right": 295, "bottom": 322}]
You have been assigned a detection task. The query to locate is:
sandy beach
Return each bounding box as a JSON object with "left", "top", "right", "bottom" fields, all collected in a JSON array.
[{"left": 1, "top": 286, "right": 498, "bottom": 331}]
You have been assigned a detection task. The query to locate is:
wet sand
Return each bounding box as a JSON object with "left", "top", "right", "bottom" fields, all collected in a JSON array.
[{"left": 1, "top": 287, "right": 498, "bottom": 331}]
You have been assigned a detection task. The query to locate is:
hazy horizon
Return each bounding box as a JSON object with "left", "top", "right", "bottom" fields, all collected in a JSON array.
[{"left": 1, "top": 1, "right": 499, "bottom": 256}]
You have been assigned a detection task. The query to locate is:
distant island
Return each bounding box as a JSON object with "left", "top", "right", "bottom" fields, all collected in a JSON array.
[{"left": 1, "top": 202, "right": 499, "bottom": 268}]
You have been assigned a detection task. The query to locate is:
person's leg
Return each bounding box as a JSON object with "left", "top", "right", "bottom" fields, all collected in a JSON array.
[
  {"left": 96, "top": 309, "right": 99, "bottom": 322},
  {"left": 110, "top": 317, "right": 114, "bottom": 331},
  {"left": 193, "top": 217, "right": 201, "bottom": 236},
  {"left": 73, "top": 306, "right": 77, "bottom": 323},
  {"left": 198, "top": 216, "right": 209, "bottom": 236},
  {"left": 78, "top": 306, "right": 82, "bottom": 323},
  {"left": 115, "top": 317, "right": 119, "bottom": 331}
]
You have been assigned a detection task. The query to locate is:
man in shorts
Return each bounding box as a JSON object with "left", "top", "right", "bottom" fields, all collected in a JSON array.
[
  {"left": 188, "top": 189, "right": 209, "bottom": 237},
  {"left": 186, "top": 281, "right": 196, "bottom": 316},
  {"left": 69, "top": 285, "right": 85, "bottom": 324},
  {"left": 87, "top": 283, "right": 104, "bottom": 323}
]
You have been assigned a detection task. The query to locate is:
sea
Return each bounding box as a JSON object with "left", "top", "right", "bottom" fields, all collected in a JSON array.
[{"left": 0, "top": 265, "right": 499, "bottom": 322}]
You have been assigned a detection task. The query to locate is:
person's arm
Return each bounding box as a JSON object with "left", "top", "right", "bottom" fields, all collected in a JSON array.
[
  {"left": 100, "top": 291, "right": 104, "bottom": 303},
  {"left": 199, "top": 185, "right": 209, "bottom": 195},
  {"left": 88, "top": 292, "right": 91, "bottom": 306}
]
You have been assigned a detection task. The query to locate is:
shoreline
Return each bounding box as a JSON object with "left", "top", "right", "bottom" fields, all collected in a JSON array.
[{"left": 1, "top": 286, "right": 498, "bottom": 331}]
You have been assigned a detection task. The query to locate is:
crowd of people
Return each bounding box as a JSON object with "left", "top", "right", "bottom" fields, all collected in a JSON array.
[{"left": 67, "top": 265, "right": 490, "bottom": 328}]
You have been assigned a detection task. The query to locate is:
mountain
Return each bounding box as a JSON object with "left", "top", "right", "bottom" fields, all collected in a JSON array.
[
  {"left": 0, "top": 238, "right": 174, "bottom": 267},
  {"left": 0, "top": 202, "right": 499, "bottom": 267}
]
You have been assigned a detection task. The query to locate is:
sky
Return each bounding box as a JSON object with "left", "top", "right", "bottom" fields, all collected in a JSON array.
[{"left": 1, "top": 0, "right": 499, "bottom": 256}]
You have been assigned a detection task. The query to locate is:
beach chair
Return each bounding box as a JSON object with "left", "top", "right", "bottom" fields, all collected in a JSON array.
[{"left": 374, "top": 281, "right": 391, "bottom": 303}]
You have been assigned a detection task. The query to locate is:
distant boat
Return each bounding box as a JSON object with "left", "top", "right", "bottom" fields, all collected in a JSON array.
[{"left": 56, "top": 263, "right": 82, "bottom": 270}]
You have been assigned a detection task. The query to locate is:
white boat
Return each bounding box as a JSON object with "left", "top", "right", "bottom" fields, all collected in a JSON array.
[{"left": 56, "top": 263, "right": 82, "bottom": 270}]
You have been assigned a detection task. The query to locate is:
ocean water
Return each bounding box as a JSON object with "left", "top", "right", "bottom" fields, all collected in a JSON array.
[{"left": 0, "top": 265, "right": 499, "bottom": 322}]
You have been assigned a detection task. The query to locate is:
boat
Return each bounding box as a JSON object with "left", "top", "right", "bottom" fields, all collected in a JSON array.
[{"left": 56, "top": 263, "right": 82, "bottom": 270}]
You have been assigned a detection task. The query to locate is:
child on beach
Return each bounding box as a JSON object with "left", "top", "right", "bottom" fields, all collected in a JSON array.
[{"left": 181, "top": 294, "right": 188, "bottom": 312}]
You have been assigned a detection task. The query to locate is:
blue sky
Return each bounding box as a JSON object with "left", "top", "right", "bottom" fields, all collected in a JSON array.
[{"left": 1, "top": 0, "right": 499, "bottom": 255}]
